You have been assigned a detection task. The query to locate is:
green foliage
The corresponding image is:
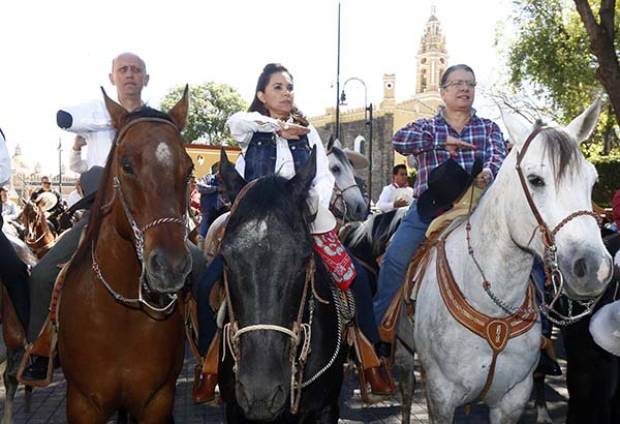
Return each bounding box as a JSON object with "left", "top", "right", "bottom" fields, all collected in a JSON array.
[
  {"left": 592, "top": 160, "right": 620, "bottom": 205},
  {"left": 505, "top": 0, "right": 620, "bottom": 154},
  {"left": 160, "top": 82, "right": 247, "bottom": 145}
]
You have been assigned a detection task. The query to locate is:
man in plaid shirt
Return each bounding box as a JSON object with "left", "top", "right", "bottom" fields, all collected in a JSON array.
[{"left": 374, "top": 64, "right": 507, "bottom": 333}]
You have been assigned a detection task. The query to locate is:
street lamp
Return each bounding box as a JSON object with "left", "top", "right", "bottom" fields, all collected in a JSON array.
[{"left": 340, "top": 77, "right": 373, "bottom": 204}]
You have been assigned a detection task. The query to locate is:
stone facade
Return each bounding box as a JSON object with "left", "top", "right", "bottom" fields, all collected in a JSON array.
[{"left": 310, "top": 7, "right": 448, "bottom": 203}]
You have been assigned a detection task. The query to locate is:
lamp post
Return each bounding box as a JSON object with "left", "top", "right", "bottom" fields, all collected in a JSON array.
[
  {"left": 340, "top": 77, "right": 373, "bottom": 205},
  {"left": 57, "top": 138, "right": 62, "bottom": 193}
]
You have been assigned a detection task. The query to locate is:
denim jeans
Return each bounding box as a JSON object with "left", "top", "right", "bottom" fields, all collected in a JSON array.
[
  {"left": 532, "top": 256, "right": 551, "bottom": 336},
  {"left": 373, "top": 203, "right": 430, "bottom": 323}
]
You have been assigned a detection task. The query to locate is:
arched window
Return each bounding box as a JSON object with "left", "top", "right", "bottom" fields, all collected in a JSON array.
[{"left": 354, "top": 136, "right": 366, "bottom": 155}]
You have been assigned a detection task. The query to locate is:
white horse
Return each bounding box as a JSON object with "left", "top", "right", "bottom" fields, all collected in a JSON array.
[
  {"left": 326, "top": 137, "right": 368, "bottom": 222},
  {"left": 412, "top": 101, "right": 612, "bottom": 423}
]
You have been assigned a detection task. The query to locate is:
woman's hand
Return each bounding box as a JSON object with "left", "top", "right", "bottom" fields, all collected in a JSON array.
[{"left": 277, "top": 122, "right": 310, "bottom": 140}]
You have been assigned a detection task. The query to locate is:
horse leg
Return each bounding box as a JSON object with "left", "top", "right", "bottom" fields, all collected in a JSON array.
[
  {"left": 394, "top": 341, "right": 416, "bottom": 424},
  {"left": 66, "top": 383, "right": 108, "bottom": 424},
  {"left": 137, "top": 385, "right": 176, "bottom": 424},
  {"left": 2, "top": 368, "right": 17, "bottom": 424},
  {"left": 533, "top": 374, "right": 552, "bottom": 424},
  {"left": 423, "top": 371, "right": 457, "bottom": 424},
  {"left": 488, "top": 376, "right": 532, "bottom": 424}
]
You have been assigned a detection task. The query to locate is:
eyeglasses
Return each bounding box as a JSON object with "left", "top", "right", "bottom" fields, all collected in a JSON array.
[
  {"left": 42, "top": 182, "right": 51, "bottom": 185},
  {"left": 442, "top": 80, "right": 477, "bottom": 89}
]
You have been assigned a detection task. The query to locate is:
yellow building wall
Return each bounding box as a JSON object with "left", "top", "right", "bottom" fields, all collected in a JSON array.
[{"left": 185, "top": 145, "right": 242, "bottom": 177}]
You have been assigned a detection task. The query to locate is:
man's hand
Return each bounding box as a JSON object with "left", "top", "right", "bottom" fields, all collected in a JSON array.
[
  {"left": 73, "top": 135, "right": 86, "bottom": 151},
  {"left": 445, "top": 135, "right": 476, "bottom": 158},
  {"left": 473, "top": 169, "right": 493, "bottom": 189},
  {"left": 393, "top": 198, "right": 409, "bottom": 208},
  {"left": 277, "top": 122, "right": 310, "bottom": 140}
]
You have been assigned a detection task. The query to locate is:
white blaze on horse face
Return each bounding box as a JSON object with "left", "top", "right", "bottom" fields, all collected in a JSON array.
[{"left": 155, "top": 142, "right": 173, "bottom": 164}]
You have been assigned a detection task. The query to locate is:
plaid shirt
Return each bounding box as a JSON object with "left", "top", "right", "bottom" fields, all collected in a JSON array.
[{"left": 393, "top": 108, "right": 506, "bottom": 197}]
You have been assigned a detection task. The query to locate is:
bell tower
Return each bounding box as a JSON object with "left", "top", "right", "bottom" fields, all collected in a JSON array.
[{"left": 415, "top": 5, "right": 448, "bottom": 94}]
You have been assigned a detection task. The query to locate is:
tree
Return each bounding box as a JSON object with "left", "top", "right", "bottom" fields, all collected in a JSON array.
[
  {"left": 505, "top": 0, "right": 620, "bottom": 155},
  {"left": 160, "top": 82, "right": 247, "bottom": 145}
]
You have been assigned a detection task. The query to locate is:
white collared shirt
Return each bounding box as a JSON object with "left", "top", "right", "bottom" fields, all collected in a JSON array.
[
  {"left": 60, "top": 99, "right": 116, "bottom": 173},
  {"left": 227, "top": 112, "right": 334, "bottom": 209},
  {"left": 377, "top": 183, "right": 414, "bottom": 213}
]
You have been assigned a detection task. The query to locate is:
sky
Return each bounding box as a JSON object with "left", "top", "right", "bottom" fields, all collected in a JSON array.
[{"left": 0, "top": 0, "right": 513, "bottom": 176}]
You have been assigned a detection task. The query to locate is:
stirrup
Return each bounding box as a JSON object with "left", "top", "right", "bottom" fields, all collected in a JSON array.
[{"left": 17, "top": 320, "right": 57, "bottom": 388}]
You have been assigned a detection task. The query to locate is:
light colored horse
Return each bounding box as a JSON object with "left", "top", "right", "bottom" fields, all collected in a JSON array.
[
  {"left": 410, "top": 101, "right": 612, "bottom": 423},
  {"left": 326, "top": 137, "right": 368, "bottom": 222}
]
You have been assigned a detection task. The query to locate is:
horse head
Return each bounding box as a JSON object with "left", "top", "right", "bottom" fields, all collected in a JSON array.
[
  {"left": 98, "top": 87, "right": 194, "bottom": 296},
  {"left": 219, "top": 147, "right": 316, "bottom": 420},
  {"left": 501, "top": 100, "right": 612, "bottom": 300},
  {"left": 326, "top": 136, "right": 368, "bottom": 222}
]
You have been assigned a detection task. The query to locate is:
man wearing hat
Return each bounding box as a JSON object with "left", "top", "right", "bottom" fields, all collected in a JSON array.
[{"left": 373, "top": 64, "right": 507, "bottom": 335}]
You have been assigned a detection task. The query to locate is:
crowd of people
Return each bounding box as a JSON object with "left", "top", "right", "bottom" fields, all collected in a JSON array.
[{"left": 0, "top": 49, "right": 616, "bottom": 419}]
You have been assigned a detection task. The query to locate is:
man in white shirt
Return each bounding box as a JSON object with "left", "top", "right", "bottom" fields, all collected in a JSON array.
[
  {"left": 1, "top": 186, "right": 20, "bottom": 222},
  {"left": 59, "top": 52, "right": 150, "bottom": 173},
  {"left": 376, "top": 164, "right": 414, "bottom": 212}
]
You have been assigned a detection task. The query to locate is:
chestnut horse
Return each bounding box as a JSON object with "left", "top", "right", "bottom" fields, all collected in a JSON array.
[
  {"left": 57, "top": 88, "right": 193, "bottom": 423},
  {"left": 21, "top": 198, "right": 57, "bottom": 258}
]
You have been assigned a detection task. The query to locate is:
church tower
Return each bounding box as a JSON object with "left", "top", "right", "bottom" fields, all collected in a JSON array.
[{"left": 415, "top": 5, "right": 448, "bottom": 94}]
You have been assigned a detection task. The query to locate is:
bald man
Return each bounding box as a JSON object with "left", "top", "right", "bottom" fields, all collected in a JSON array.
[
  {"left": 59, "top": 53, "right": 149, "bottom": 173},
  {"left": 23, "top": 53, "right": 204, "bottom": 382}
]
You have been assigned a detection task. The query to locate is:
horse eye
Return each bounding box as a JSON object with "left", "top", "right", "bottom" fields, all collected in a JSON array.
[
  {"left": 527, "top": 175, "right": 545, "bottom": 187},
  {"left": 121, "top": 159, "right": 134, "bottom": 175},
  {"left": 330, "top": 165, "right": 341, "bottom": 174}
]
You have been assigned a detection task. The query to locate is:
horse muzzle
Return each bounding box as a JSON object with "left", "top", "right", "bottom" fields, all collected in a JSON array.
[
  {"left": 235, "top": 380, "right": 287, "bottom": 421},
  {"left": 560, "top": 247, "right": 613, "bottom": 299},
  {"left": 145, "top": 247, "right": 192, "bottom": 293}
]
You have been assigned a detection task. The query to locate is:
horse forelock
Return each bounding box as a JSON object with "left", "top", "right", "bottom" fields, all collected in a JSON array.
[
  {"left": 70, "top": 107, "right": 186, "bottom": 267},
  {"left": 538, "top": 128, "right": 583, "bottom": 185}
]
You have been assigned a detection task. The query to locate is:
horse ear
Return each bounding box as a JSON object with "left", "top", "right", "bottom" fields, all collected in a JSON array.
[
  {"left": 289, "top": 145, "right": 317, "bottom": 201},
  {"left": 326, "top": 135, "right": 335, "bottom": 152},
  {"left": 565, "top": 99, "right": 602, "bottom": 144},
  {"left": 219, "top": 147, "right": 246, "bottom": 204},
  {"left": 101, "top": 87, "right": 128, "bottom": 130},
  {"left": 500, "top": 108, "right": 531, "bottom": 148},
  {"left": 168, "top": 84, "right": 189, "bottom": 131}
]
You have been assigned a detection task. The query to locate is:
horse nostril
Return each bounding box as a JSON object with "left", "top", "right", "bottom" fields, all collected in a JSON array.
[
  {"left": 149, "top": 252, "right": 164, "bottom": 274},
  {"left": 573, "top": 257, "right": 587, "bottom": 278}
]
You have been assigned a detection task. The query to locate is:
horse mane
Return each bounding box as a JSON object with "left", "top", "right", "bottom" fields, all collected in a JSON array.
[
  {"left": 538, "top": 127, "right": 582, "bottom": 184},
  {"left": 69, "top": 106, "right": 176, "bottom": 266},
  {"left": 328, "top": 145, "right": 349, "bottom": 167},
  {"left": 345, "top": 207, "right": 407, "bottom": 256},
  {"left": 226, "top": 175, "right": 313, "bottom": 240}
]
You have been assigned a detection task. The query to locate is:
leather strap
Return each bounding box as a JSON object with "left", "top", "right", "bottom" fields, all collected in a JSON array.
[{"left": 435, "top": 238, "right": 537, "bottom": 399}]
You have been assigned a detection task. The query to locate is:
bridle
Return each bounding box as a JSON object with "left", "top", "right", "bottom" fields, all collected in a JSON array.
[
  {"left": 219, "top": 178, "right": 349, "bottom": 414},
  {"left": 467, "top": 126, "right": 603, "bottom": 326},
  {"left": 24, "top": 203, "right": 55, "bottom": 253},
  {"left": 91, "top": 117, "right": 188, "bottom": 315}
]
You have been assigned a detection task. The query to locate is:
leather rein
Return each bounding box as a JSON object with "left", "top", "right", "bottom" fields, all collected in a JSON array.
[{"left": 91, "top": 117, "right": 188, "bottom": 316}]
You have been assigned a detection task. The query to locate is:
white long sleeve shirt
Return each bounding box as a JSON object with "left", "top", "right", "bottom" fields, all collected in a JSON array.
[
  {"left": 0, "top": 131, "right": 11, "bottom": 187},
  {"left": 376, "top": 183, "right": 414, "bottom": 213},
  {"left": 60, "top": 99, "right": 116, "bottom": 172},
  {"left": 227, "top": 111, "right": 334, "bottom": 209}
]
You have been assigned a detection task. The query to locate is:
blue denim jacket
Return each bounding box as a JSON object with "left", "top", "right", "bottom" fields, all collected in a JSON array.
[{"left": 243, "top": 131, "right": 311, "bottom": 182}]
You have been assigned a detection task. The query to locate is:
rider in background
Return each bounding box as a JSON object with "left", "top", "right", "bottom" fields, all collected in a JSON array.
[
  {"left": 1, "top": 186, "right": 20, "bottom": 222},
  {"left": 373, "top": 64, "right": 506, "bottom": 355},
  {"left": 376, "top": 164, "right": 414, "bottom": 213},
  {"left": 0, "top": 128, "right": 31, "bottom": 337},
  {"left": 193, "top": 63, "right": 394, "bottom": 402}
]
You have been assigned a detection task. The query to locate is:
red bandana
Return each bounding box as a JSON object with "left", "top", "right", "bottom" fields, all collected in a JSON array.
[{"left": 312, "top": 229, "right": 357, "bottom": 290}]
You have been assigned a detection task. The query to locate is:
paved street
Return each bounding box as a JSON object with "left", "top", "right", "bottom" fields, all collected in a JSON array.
[{"left": 0, "top": 343, "right": 569, "bottom": 423}]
